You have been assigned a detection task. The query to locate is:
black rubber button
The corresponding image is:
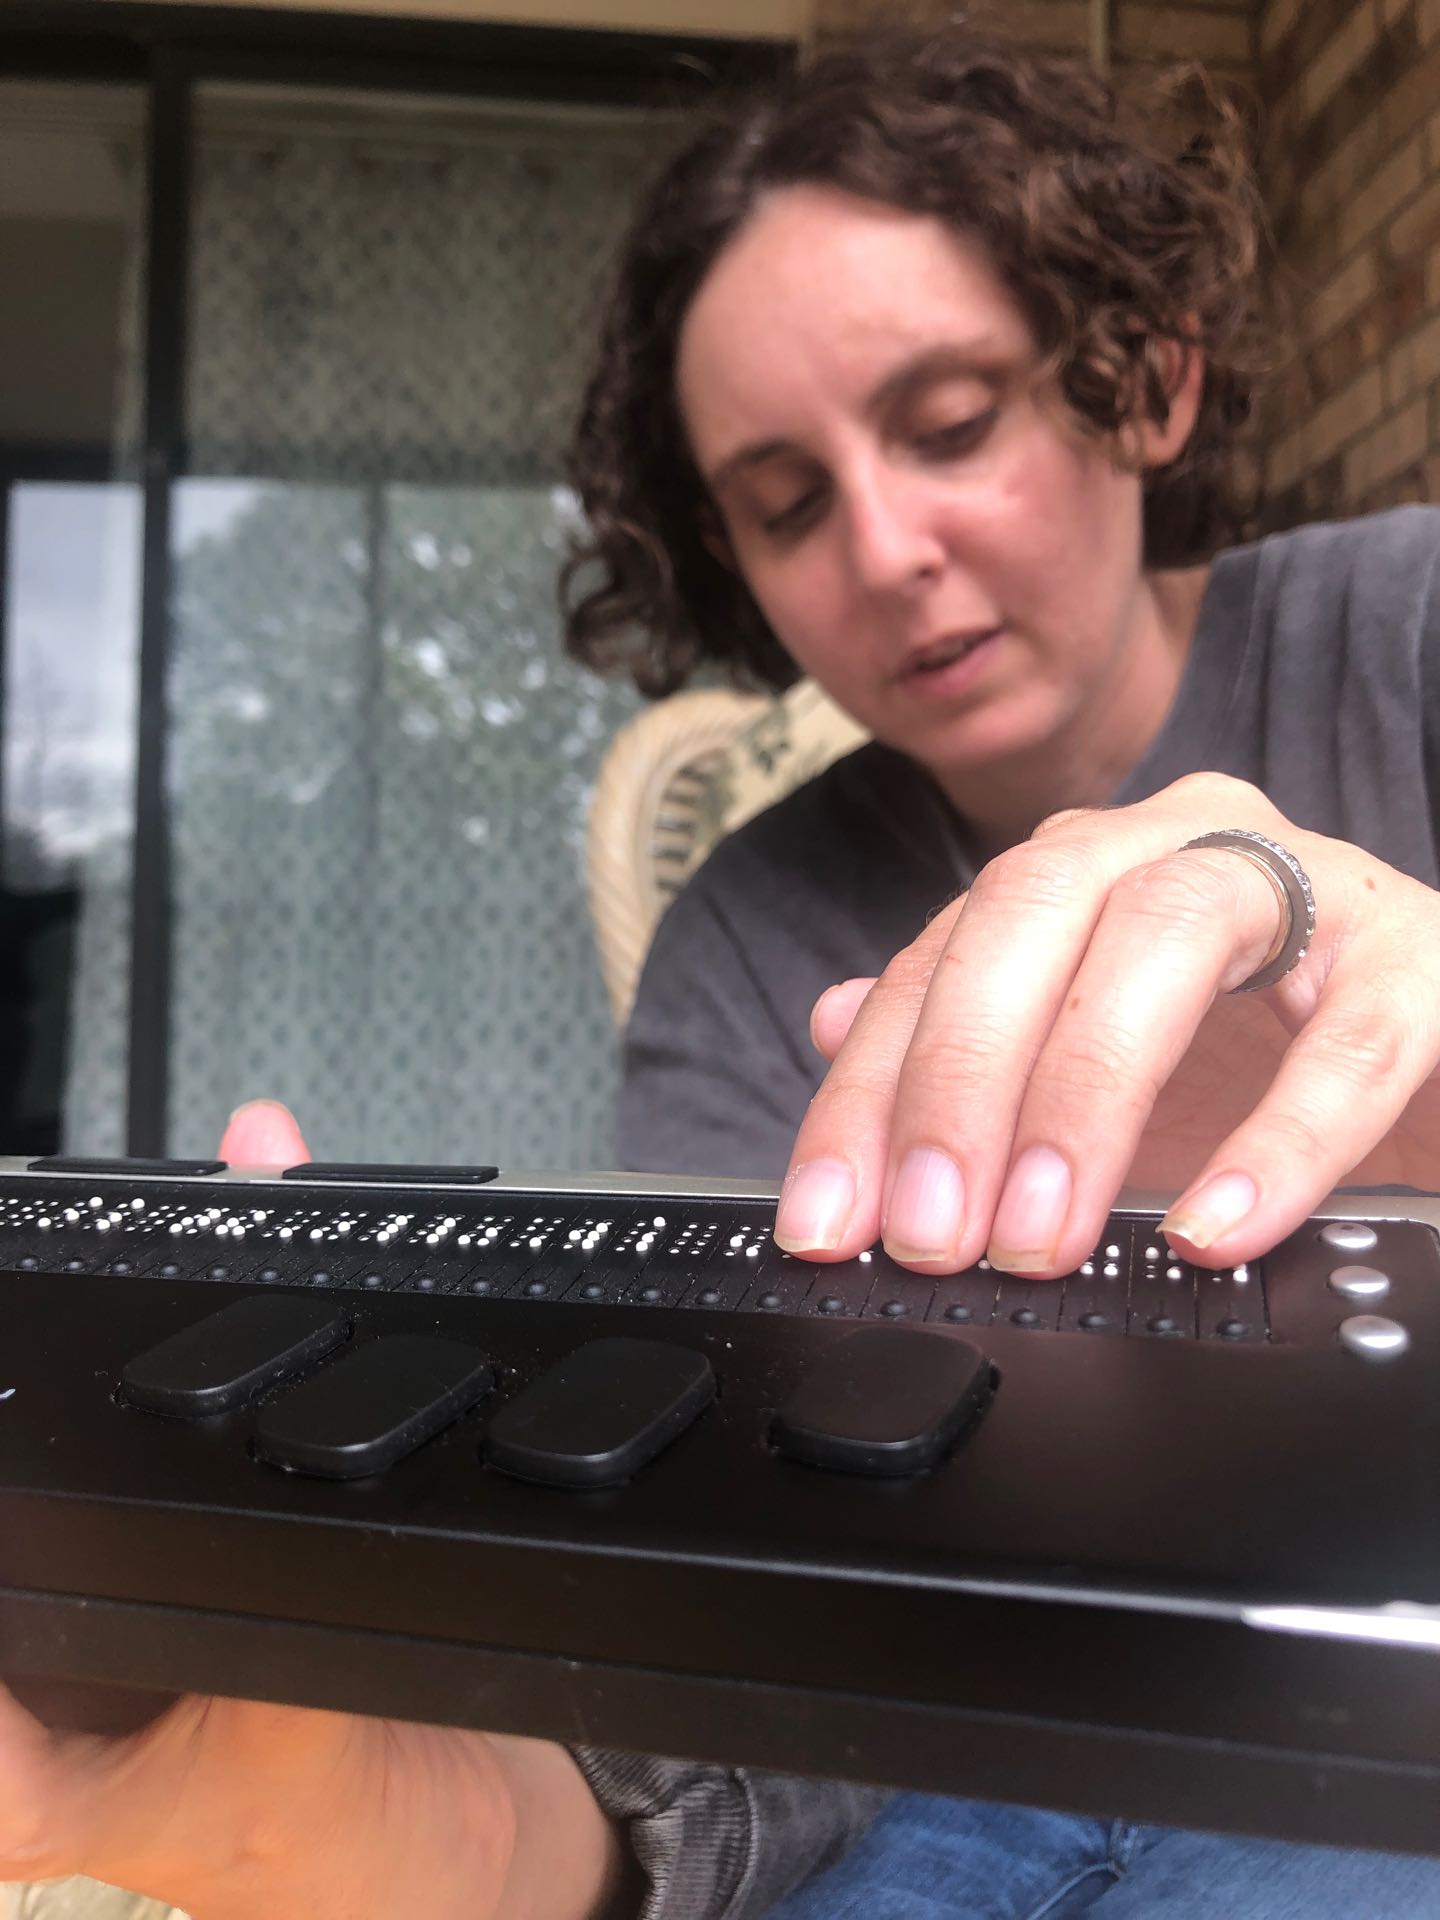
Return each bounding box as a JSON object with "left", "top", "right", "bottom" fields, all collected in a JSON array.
[
  {"left": 255, "top": 1336, "right": 493, "bottom": 1479},
  {"left": 281, "top": 1161, "right": 498, "bottom": 1185},
  {"left": 773, "top": 1326, "right": 992, "bottom": 1477},
  {"left": 29, "top": 1155, "right": 226, "bottom": 1177},
  {"left": 487, "top": 1337, "right": 714, "bottom": 1489},
  {"left": 122, "top": 1296, "right": 351, "bottom": 1418}
]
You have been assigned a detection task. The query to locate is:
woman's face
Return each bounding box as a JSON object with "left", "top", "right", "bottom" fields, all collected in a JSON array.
[{"left": 675, "top": 184, "right": 1195, "bottom": 796}]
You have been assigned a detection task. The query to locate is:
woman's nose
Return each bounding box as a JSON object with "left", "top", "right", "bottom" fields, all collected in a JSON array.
[{"left": 844, "top": 472, "right": 945, "bottom": 594}]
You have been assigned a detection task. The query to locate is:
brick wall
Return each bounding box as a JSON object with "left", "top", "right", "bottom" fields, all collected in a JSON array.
[
  {"left": 1259, "top": 0, "right": 1440, "bottom": 523},
  {"left": 810, "top": 3, "right": 1255, "bottom": 73}
]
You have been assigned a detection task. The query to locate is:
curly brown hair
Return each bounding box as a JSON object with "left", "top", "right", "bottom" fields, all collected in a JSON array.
[{"left": 562, "top": 15, "right": 1267, "bottom": 697}]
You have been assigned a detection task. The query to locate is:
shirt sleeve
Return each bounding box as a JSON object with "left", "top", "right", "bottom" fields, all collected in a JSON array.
[{"left": 574, "top": 1749, "right": 890, "bottom": 1920}]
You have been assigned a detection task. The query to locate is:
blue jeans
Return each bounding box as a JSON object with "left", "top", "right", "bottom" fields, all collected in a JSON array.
[{"left": 767, "top": 1794, "right": 1440, "bottom": 1918}]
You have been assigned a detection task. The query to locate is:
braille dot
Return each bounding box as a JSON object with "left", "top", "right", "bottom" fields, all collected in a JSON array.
[
  {"left": 818, "top": 1294, "right": 845, "bottom": 1315},
  {"left": 944, "top": 1303, "right": 972, "bottom": 1322},
  {"left": 640, "top": 1285, "right": 662, "bottom": 1303},
  {"left": 364, "top": 1273, "right": 385, "bottom": 1289},
  {"left": 881, "top": 1299, "right": 908, "bottom": 1317},
  {"left": 1148, "top": 1314, "right": 1177, "bottom": 1334},
  {"left": 160, "top": 1262, "right": 181, "bottom": 1278},
  {"left": 698, "top": 1288, "right": 721, "bottom": 1306},
  {"left": 1079, "top": 1311, "right": 1109, "bottom": 1331},
  {"left": 259, "top": 1267, "right": 281, "bottom": 1284},
  {"left": 524, "top": 1279, "right": 548, "bottom": 1297},
  {"left": 758, "top": 1292, "right": 782, "bottom": 1310},
  {"left": 1219, "top": 1319, "right": 1250, "bottom": 1340},
  {"left": 1012, "top": 1307, "right": 1040, "bottom": 1327},
  {"left": 581, "top": 1281, "right": 603, "bottom": 1300},
  {"left": 208, "top": 1265, "right": 229, "bottom": 1281}
]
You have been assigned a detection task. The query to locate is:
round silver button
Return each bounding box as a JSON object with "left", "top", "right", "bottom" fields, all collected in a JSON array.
[
  {"left": 1337, "top": 1314, "right": 1410, "bottom": 1360},
  {"left": 1327, "top": 1263, "right": 1391, "bottom": 1302},
  {"left": 1319, "top": 1221, "right": 1378, "bottom": 1254}
]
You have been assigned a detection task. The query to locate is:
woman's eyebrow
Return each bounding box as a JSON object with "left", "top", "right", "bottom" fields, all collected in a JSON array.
[
  {"left": 706, "top": 436, "right": 800, "bottom": 497},
  {"left": 704, "top": 340, "right": 1008, "bottom": 494}
]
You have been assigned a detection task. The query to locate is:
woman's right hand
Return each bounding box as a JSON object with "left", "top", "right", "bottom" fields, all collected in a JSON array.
[{"left": 0, "top": 1101, "right": 626, "bottom": 1920}]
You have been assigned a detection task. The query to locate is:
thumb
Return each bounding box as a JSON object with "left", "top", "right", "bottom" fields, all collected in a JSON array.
[
  {"left": 809, "top": 977, "right": 878, "bottom": 1063},
  {"left": 219, "top": 1098, "right": 311, "bottom": 1167}
]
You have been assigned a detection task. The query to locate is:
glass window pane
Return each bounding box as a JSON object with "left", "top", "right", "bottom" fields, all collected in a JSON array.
[
  {"left": 170, "top": 86, "right": 658, "bottom": 1163},
  {"left": 0, "top": 82, "right": 146, "bottom": 1154}
]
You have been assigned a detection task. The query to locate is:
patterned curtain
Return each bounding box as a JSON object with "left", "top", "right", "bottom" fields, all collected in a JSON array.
[{"left": 67, "top": 92, "right": 665, "bottom": 1166}]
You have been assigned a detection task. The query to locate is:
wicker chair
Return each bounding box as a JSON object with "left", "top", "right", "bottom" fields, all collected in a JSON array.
[{"left": 586, "top": 679, "right": 868, "bottom": 1027}]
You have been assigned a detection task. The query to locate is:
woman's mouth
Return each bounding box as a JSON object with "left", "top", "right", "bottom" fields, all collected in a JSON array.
[{"left": 898, "top": 628, "right": 1001, "bottom": 697}]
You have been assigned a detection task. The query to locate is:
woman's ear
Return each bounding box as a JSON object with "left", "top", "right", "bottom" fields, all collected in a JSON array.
[{"left": 1133, "top": 336, "right": 1204, "bottom": 469}]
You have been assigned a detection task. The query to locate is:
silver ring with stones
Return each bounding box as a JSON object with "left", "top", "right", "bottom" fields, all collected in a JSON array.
[{"left": 1181, "top": 829, "right": 1317, "bottom": 993}]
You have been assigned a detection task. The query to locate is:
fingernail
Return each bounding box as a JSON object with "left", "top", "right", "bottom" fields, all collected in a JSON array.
[
  {"left": 988, "top": 1145, "right": 1072, "bottom": 1272},
  {"left": 1161, "top": 1171, "right": 1258, "bottom": 1250},
  {"left": 775, "top": 1158, "right": 856, "bottom": 1252},
  {"left": 884, "top": 1147, "right": 965, "bottom": 1264}
]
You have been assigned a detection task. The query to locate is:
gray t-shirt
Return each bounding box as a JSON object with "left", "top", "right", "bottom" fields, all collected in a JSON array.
[
  {"left": 583, "top": 506, "right": 1440, "bottom": 1917},
  {"left": 620, "top": 507, "right": 1440, "bottom": 1178}
]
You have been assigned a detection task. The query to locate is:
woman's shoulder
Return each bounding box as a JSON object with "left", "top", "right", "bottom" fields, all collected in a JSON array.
[{"left": 1221, "top": 504, "right": 1439, "bottom": 595}]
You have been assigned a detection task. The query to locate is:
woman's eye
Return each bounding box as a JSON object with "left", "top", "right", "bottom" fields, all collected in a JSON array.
[
  {"left": 760, "top": 487, "right": 826, "bottom": 537},
  {"left": 916, "top": 408, "right": 997, "bottom": 458}
]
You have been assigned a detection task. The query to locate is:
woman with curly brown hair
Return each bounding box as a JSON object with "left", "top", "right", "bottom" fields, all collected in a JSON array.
[{"left": 1, "top": 18, "right": 1438, "bottom": 1920}]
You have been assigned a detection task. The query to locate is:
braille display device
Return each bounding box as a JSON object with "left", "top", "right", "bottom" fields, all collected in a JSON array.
[{"left": 0, "top": 1156, "right": 1435, "bottom": 1858}]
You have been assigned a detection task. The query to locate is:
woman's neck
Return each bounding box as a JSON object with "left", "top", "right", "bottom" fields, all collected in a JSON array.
[{"left": 932, "top": 563, "right": 1212, "bottom": 860}]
